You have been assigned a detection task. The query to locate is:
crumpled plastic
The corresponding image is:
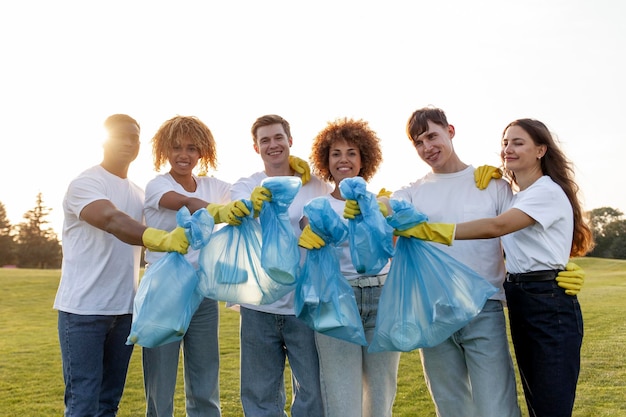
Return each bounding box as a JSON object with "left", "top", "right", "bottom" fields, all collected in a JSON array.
[
  {"left": 127, "top": 207, "right": 213, "bottom": 348},
  {"left": 368, "top": 199, "right": 498, "bottom": 352}
]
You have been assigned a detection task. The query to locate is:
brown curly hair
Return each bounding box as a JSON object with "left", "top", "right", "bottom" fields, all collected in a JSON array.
[
  {"left": 310, "top": 117, "right": 383, "bottom": 183},
  {"left": 151, "top": 115, "right": 218, "bottom": 174}
]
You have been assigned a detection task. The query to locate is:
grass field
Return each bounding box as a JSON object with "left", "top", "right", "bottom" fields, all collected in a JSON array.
[{"left": 1, "top": 257, "right": 625, "bottom": 416}]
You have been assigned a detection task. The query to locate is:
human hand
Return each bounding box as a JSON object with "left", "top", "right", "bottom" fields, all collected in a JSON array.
[
  {"left": 250, "top": 186, "right": 272, "bottom": 216},
  {"left": 142, "top": 227, "right": 189, "bottom": 254},
  {"left": 298, "top": 225, "right": 326, "bottom": 249},
  {"left": 474, "top": 165, "right": 502, "bottom": 190},
  {"left": 218, "top": 201, "right": 251, "bottom": 226},
  {"left": 288, "top": 155, "right": 311, "bottom": 185},
  {"left": 556, "top": 261, "right": 585, "bottom": 296},
  {"left": 343, "top": 199, "right": 360, "bottom": 219},
  {"left": 377, "top": 188, "right": 392, "bottom": 198},
  {"left": 393, "top": 222, "right": 456, "bottom": 246}
]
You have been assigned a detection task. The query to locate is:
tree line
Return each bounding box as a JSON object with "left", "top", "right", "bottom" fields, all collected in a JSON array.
[{"left": 1, "top": 195, "right": 625, "bottom": 269}]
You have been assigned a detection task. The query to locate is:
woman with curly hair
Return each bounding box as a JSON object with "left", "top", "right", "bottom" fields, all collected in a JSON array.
[
  {"left": 302, "top": 117, "right": 399, "bottom": 417},
  {"left": 142, "top": 115, "right": 249, "bottom": 417}
]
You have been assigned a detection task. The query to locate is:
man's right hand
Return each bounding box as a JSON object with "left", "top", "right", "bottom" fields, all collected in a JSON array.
[
  {"left": 142, "top": 227, "right": 189, "bottom": 254},
  {"left": 298, "top": 225, "right": 326, "bottom": 250},
  {"left": 250, "top": 186, "right": 272, "bottom": 215}
]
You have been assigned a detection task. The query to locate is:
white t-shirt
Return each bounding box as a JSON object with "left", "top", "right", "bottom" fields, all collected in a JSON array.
[
  {"left": 231, "top": 172, "right": 332, "bottom": 315},
  {"left": 143, "top": 173, "right": 231, "bottom": 268},
  {"left": 393, "top": 165, "right": 512, "bottom": 301},
  {"left": 501, "top": 175, "right": 573, "bottom": 274},
  {"left": 54, "top": 165, "right": 144, "bottom": 315},
  {"left": 323, "top": 195, "right": 391, "bottom": 280}
]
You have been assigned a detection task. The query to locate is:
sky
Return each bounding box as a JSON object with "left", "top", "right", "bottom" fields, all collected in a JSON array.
[{"left": 1, "top": 0, "right": 625, "bottom": 236}]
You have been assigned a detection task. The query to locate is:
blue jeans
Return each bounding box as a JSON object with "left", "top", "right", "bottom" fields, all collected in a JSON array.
[
  {"left": 239, "top": 307, "right": 323, "bottom": 417},
  {"left": 419, "top": 300, "right": 521, "bottom": 417},
  {"left": 58, "top": 311, "right": 134, "bottom": 417},
  {"left": 505, "top": 280, "right": 583, "bottom": 417},
  {"left": 143, "top": 298, "right": 221, "bottom": 417},
  {"left": 315, "top": 285, "right": 400, "bottom": 417}
]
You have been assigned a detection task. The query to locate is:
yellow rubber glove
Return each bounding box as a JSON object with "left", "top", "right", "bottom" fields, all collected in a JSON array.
[
  {"left": 377, "top": 188, "right": 392, "bottom": 198},
  {"left": 250, "top": 186, "right": 272, "bottom": 216},
  {"left": 207, "top": 201, "right": 250, "bottom": 226},
  {"left": 556, "top": 261, "right": 585, "bottom": 296},
  {"left": 393, "top": 222, "right": 456, "bottom": 246},
  {"left": 343, "top": 199, "right": 360, "bottom": 219},
  {"left": 142, "top": 227, "right": 189, "bottom": 254},
  {"left": 298, "top": 225, "right": 326, "bottom": 249},
  {"left": 288, "top": 155, "right": 311, "bottom": 185},
  {"left": 343, "top": 199, "right": 388, "bottom": 219},
  {"left": 474, "top": 165, "right": 503, "bottom": 190}
]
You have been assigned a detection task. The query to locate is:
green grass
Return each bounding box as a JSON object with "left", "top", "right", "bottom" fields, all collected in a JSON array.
[{"left": 1, "top": 257, "right": 625, "bottom": 416}]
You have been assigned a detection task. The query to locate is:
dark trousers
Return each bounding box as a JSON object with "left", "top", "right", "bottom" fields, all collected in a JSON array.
[{"left": 504, "top": 280, "right": 583, "bottom": 417}]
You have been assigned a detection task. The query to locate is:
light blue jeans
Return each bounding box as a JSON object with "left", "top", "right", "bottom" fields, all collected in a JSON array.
[
  {"left": 315, "top": 285, "right": 401, "bottom": 417},
  {"left": 419, "top": 300, "right": 521, "bottom": 417},
  {"left": 58, "top": 311, "right": 134, "bottom": 417},
  {"left": 142, "top": 298, "right": 221, "bottom": 417},
  {"left": 239, "top": 307, "right": 323, "bottom": 417}
]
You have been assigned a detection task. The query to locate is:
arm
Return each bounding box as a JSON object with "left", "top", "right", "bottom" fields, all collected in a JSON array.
[
  {"left": 80, "top": 199, "right": 147, "bottom": 245},
  {"left": 454, "top": 208, "right": 535, "bottom": 240},
  {"left": 159, "top": 191, "right": 209, "bottom": 214}
]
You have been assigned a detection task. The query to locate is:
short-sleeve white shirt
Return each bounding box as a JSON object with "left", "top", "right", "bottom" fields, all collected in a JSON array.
[
  {"left": 501, "top": 176, "right": 573, "bottom": 274},
  {"left": 231, "top": 172, "right": 332, "bottom": 315},
  {"left": 143, "top": 173, "right": 231, "bottom": 268},
  {"left": 54, "top": 165, "right": 144, "bottom": 315},
  {"left": 393, "top": 166, "right": 513, "bottom": 300}
]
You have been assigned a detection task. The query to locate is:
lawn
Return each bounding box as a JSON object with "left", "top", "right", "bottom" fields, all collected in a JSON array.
[{"left": 0, "top": 257, "right": 624, "bottom": 416}]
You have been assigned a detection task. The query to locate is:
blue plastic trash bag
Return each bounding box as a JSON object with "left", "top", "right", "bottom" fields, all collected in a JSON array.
[
  {"left": 197, "top": 200, "right": 294, "bottom": 305},
  {"left": 127, "top": 207, "right": 214, "bottom": 348},
  {"left": 259, "top": 176, "right": 302, "bottom": 285},
  {"left": 295, "top": 197, "right": 367, "bottom": 346},
  {"left": 339, "top": 177, "right": 394, "bottom": 275},
  {"left": 368, "top": 199, "right": 497, "bottom": 352}
]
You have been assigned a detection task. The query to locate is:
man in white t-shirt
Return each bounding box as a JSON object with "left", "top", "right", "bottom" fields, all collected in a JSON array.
[
  {"left": 231, "top": 114, "right": 331, "bottom": 417},
  {"left": 54, "top": 114, "right": 188, "bottom": 417},
  {"left": 392, "top": 107, "right": 522, "bottom": 417}
]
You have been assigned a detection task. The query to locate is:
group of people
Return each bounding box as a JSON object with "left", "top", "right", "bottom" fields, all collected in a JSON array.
[{"left": 54, "top": 107, "right": 592, "bottom": 417}]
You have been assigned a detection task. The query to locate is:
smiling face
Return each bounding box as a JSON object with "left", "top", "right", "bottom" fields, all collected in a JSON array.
[
  {"left": 253, "top": 123, "right": 292, "bottom": 170},
  {"left": 167, "top": 135, "right": 200, "bottom": 179},
  {"left": 412, "top": 120, "right": 456, "bottom": 173},
  {"left": 501, "top": 125, "right": 546, "bottom": 174},
  {"left": 329, "top": 139, "right": 362, "bottom": 186}
]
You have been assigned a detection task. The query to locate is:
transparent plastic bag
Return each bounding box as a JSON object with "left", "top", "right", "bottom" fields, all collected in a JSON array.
[
  {"left": 259, "top": 176, "right": 302, "bottom": 284},
  {"left": 197, "top": 200, "right": 293, "bottom": 305},
  {"left": 295, "top": 197, "right": 367, "bottom": 345},
  {"left": 339, "top": 177, "right": 394, "bottom": 275},
  {"left": 368, "top": 200, "right": 498, "bottom": 352},
  {"left": 127, "top": 207, "right": 213, "bottom": 348}
]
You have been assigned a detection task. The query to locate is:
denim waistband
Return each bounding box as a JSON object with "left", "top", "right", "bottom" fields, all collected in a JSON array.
[
  {"left": 505, "top": 269, "right": 560, "bottom": 283},
  {"left": 348, "top": 274, "right": 387, "bottom": 288}
]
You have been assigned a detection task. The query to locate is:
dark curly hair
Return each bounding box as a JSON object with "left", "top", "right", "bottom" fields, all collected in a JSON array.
[{"left": 310, "top": 117, "right": 383, "bottom": 183}]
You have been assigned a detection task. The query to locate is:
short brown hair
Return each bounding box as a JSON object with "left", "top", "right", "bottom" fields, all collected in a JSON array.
[
  {"left": 406, "top": 107, "right": 449, "bottom": 144},
  {"left": 250, "top": 114, "right": 292, "bottom": 144}
]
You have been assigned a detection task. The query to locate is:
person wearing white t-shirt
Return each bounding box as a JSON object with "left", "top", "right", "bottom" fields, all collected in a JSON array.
[
  {"left": 54, "top": 114, "right": 189, "bottom": 417},
  {"left": 231, "top": 114, "right": 330, "bottom": 417},
  {"left": 299, "top": 117, "right": 399, "bottom": 417},
  {"left": 397, "top": 116, "right": 593, "bottom": 417},
  {"left": 142, "top": 115, "right": 250, "bottom": 417}
]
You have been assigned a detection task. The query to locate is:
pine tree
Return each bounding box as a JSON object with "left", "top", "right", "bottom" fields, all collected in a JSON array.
[
  {"left": 0, "top": 201, "right": 16, "bottom": 266},
  {"left": 14, "top": 193, "right": 62, "bottom": 268}
]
